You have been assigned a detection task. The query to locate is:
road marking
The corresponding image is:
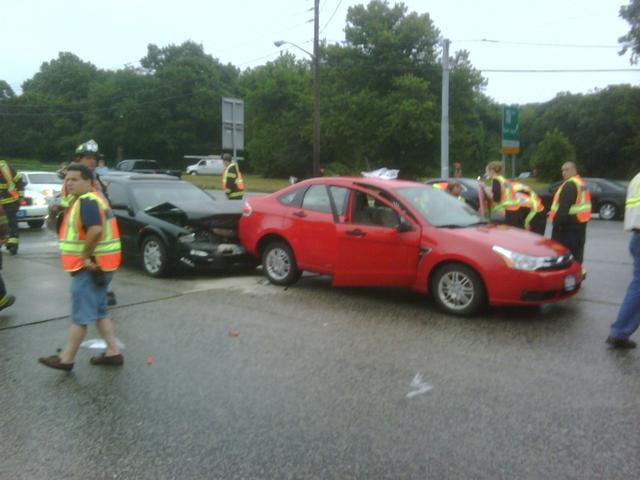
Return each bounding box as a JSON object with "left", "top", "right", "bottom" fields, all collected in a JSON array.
[{"left": 407, "top": 373, "right": 433, "bottom": 398}]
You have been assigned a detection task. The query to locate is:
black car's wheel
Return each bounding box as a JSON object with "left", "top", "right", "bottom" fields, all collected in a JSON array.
[
  {"left": 27, "top": 219, "right": 44, "bottom": 229},
  {"left": 262, "top": 241, "right": 301, "bottom": 286},
  {"left": 141, "top": 235, "right": 171, "bottom": 277},
  {"left": 598, "top": 202, "right": 617, "bottom": 221},
  {"left": 430, "top": 263, "right": 485, "bottom": 316}
]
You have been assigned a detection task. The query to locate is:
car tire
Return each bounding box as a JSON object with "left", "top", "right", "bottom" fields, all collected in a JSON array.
[
  {"left": 598, "top": 202, "right": 617, "bottom": 221},
  {"left": 262, "top": 241, "right": 301, "bottom": 286},
  {"left": 189, "top": 171, "right": 197, "bottom": 176},
  {"left": 430, "top": 263, "right": 485, "bottom": 316},
  {"left": 27, "top": 219, "right": 45, "bottom": 229},
  {"left": 141, "top": 235, "right": 171, "bottom": 277}
]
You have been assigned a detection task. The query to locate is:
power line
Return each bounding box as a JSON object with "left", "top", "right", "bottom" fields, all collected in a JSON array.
[
  {"left": 455, "top": 38, "right": 620, "bottom": 49},
  {"left": 479, "top": 68, "right": 640, "bottom": 73},
  {"left": 320, "top": 0, "right": 343, "bottom": 34}
]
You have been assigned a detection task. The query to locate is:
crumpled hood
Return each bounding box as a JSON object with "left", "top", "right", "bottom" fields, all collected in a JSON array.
[{"left": 145, "top": 201, "right": 242, "bottom": 229}]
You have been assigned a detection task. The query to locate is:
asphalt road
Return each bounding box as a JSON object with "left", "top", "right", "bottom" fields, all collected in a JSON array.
[{"left": 1, "top": 219, "right": 638, "bottom": 480}]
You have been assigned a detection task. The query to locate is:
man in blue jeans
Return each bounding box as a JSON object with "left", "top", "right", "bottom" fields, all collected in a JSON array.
[
  {"left": 38, "top": 164, "right": 123, "bottom": 371},
  {"left": 607, "top": 171, "right": 640, "bottom": 349}
]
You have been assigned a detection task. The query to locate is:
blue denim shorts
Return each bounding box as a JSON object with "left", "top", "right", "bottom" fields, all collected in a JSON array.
[{"left": 70, "top": 270, "right": 114, "bottom": 325}]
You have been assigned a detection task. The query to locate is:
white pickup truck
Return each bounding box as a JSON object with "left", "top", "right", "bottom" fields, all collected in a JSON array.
[{"left": 186, "top": 157, "right": 225, "bottom": 175}]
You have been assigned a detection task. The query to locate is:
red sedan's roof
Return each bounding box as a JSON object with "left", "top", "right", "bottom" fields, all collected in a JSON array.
[{"left": 296, "top": 176, "right": 424, "bottom": 190}]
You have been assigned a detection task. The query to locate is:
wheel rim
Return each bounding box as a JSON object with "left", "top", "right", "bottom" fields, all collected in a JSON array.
[
  {"left": 143, "top": 240, "right": 163, "bottom": 274},
  {"left": 438, "top": 271, "right": 475, "bottom": 311},
  {"left": 190, "top": 171, "right": 197, "bottom": 175},
  {"left": 599, "top": 203, "right": 615, "bottom": 220},
  {"left": 265, "top": 247, "right": 292, "bottom": 281}
]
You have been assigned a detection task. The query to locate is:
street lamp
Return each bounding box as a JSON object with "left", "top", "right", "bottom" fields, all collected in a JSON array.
[{"left": 274, "top": 40, "right": 321, "bottom": 177}]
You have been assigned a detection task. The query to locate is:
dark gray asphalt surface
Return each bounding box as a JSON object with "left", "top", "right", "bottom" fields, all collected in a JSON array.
[{"left": 1, "top": 219, "right": 638, "bottom": 479}]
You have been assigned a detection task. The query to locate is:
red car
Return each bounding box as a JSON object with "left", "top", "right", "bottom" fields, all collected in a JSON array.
[{"left": 239, "top": 177, "right": 582, "bottom": 315}]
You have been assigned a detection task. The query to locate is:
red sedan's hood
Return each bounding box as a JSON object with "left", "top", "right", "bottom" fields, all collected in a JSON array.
[{"left": 440, "top": 223, "right": 569, "bottom": 257}]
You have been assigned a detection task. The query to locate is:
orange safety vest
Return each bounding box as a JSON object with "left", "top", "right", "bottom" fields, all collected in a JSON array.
[
  {"left": 548, "top": 176, "right": 592, "bottom": 223},
  {"left": 491, "top": 175, "right": 519, "bottom": 213},
  {"left": 222, "top": 162, "right": 245, "bottom": 199},
  {"left": 59, "top": 192, "right": 121, "bottom": 272}
]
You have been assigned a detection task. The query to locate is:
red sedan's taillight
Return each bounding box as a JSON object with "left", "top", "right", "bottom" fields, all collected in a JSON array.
[{"left": 242, "top": 201, "right": 252, "bottom": 217}]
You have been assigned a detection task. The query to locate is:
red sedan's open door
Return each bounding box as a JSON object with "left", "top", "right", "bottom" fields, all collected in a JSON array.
[{"left": 333, "top": 186, "right": 421, "bottom": 287}]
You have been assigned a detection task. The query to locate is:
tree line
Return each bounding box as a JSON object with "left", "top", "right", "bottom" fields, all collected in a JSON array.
[{"left": 1, "top": 1, "right": 638, "bottom": 181}]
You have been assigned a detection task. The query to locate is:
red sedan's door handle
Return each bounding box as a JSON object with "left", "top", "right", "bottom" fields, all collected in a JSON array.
[
  {"left": 292, "top": 210, "right": 307, "bottom": 218},
  {"left": 346, "top": 229, "right": 366, "bottom": 237}
]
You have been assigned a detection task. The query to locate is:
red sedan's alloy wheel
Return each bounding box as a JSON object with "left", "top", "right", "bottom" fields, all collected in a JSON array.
[{"left": 431, "top": 263, "right": 486, "bottom": 316}]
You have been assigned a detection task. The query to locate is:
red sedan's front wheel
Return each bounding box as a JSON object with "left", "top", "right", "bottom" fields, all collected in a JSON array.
[{"left": 431, "top": 263, "right": 485, "bottom": 316}]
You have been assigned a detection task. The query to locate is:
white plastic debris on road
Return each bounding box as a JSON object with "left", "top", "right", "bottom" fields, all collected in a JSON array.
[
  {"left": 361, "top": 168, "right": 399, "bottom": 180},
  {"left": 80, "top": 338, "right": 125, "bottom": 350}
]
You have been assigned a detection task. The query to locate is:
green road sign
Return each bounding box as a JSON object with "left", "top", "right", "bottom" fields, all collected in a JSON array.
[{"left": 502, "top": 106, "right": 520, "bottom": 154}]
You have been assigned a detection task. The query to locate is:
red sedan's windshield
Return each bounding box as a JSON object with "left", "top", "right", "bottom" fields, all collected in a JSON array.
[{"left": 395, "top": 186, "right": 486, "bottom": 227}]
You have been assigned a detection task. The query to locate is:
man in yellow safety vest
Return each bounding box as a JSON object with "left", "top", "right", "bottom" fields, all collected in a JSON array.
[
  {"left": 222, "top": 153, "right": 245, "bottom": 200},
  {"left": 549, "top": 161, "right": 591, "bottom": 265},
  {"left": 38, "top": 164, "right": 123, "bottom": 371}
]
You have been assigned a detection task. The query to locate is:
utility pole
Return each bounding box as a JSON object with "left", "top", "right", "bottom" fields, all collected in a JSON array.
[
  {"left": 312, "top": 0, "right": 321, "bottom": 177},
  {"left": 440, "top": 38, "right": 450, "bottom": 179}
]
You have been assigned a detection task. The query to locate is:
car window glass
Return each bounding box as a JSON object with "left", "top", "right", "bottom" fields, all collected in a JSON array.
[
  {"left": 132, "top": 182, "right": 213, "bottom": 210},
  {"left": 278, "top": 186, "right": 304, "bottom": 206},
  {"left": 329, "top": 186, "right": 349, "bottom": 216},
  {"left": 350, "top": 191, "right": 400, "bottom": 228},
  {"left": 302, "top": 185, "right": 332, "bottom": 213},
  {"left": 107, "top": 183, "right": 128, "bottom": 207},
  {"left": 585, "top": 182, "right": 601, "bottom": 193},
  {"left": 28, "top": 173, "right": 62, "bottom": 184},
  {"left": 396, "top": 186, "right": 484, "bottom": 227}
]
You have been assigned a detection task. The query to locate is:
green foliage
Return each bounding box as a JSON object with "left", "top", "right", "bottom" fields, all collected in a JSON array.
[
  {"left": 0, "top": 3, "right": 638, "bottom": 182},
  {"left": 530, "top": 129, "right": 576, "bottom": 181},
  {"left": 619, "top": 0, "right": 640, "bottom": 64}
]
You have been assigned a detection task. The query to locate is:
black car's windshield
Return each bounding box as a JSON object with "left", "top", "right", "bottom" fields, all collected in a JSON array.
[
  {"left": 396, "top": 186, "right": 486, "bottom": 227},
  {"left": 28, "top": 173, "right": 62, "bottom": 184},
  {"left": 131, "top": 182, "right": 214, "bottom": 210}
]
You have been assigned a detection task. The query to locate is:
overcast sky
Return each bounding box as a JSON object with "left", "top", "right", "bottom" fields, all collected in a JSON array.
[{"left": 2, "top": 0, "right": 638, "bottom": 104}]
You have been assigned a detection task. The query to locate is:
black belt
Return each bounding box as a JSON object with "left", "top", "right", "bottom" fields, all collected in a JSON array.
[{"left": 633, "top": 228, "right": 640, "bottom": 234}]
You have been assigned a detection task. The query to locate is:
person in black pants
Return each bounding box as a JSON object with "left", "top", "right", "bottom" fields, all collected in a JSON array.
[{"left": 550, "top": 161, "right": 591, "bottom": 265}]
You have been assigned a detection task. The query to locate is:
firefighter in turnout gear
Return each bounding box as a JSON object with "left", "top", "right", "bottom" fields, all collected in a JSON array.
[
  {"left": 0, "top": 203, "right": 16, "bottom": 311},
  {"left": 222, "top": 153, "right": 245, "bottom": 200},
  {"left": 0, "top": 160, "right": 25, "bottom": 255},
  {"left": 550, "top": 161, "right": 591, "bottom": 265}
]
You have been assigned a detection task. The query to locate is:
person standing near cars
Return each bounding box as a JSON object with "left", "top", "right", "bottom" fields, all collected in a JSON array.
[
  {"left": 38, "top": 164, "right": 123, "bottom": 371},
  {"left": 512, "top": 182, "right": 546, "bottom": 235},
  {"left": 485, "top": 161, "right": 521, "bottom": 227},
  {"left": 0, "top": 159, "right": 25, "bottom": 255},
  {"left": 549, "top": 161, "right": 591, "bottom": 265},
  {"left": 222, "top": 153, "right": 245, "bottom": 200},
  {"left": 49, "top": 140, "right": 117, "bottom": 306},
  {"left": 606, "top": 171, "right": 640, "bottom": 349},
  {"left": 0, "top": 204, "right": 15, "bottom": 312}
]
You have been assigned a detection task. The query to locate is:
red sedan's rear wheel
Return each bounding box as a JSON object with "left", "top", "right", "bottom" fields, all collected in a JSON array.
[
  {"left": 430, "top": 263, "right": 485, "bottom": 316},
  {"left": 262, "top": 241, "right": 302, "bottom": 286}
]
